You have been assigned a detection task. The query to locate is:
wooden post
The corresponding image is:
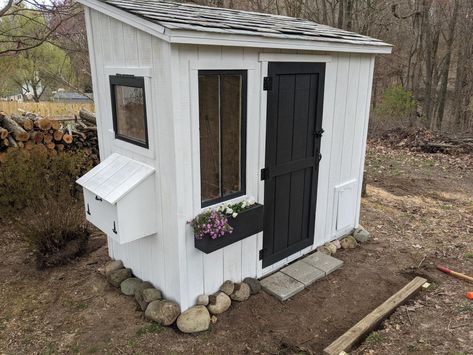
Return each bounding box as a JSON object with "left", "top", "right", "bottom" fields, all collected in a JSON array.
[{"left": 324, "top": 277, "right": 427, "bottom": 355}]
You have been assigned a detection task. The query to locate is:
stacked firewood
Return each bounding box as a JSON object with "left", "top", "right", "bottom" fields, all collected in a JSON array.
[{"left": 0, "top": 108, "right": 99, "bottom": 163}]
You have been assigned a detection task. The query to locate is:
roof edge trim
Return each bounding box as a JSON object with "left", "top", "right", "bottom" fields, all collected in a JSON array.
[
  {"left": 77, "top": 0, "right": 171, "bottom": 42},
  {"left": 170, "top": 31, "right": 393, "bottom": 54}
]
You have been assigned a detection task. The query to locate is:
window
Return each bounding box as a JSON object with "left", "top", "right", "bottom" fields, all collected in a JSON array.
[
  {"left": 198, "top": 70, "right": 247, "bottom": 207},
  {"left": 110, "top": 75, "right": 149, "bottom": 148}
]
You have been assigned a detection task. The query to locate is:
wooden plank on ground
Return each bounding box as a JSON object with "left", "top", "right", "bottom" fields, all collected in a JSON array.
[{"left": 324, "top": 276, "right": 427, "bottom": 355}]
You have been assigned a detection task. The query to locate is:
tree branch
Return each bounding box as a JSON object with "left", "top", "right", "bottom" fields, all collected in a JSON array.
[{"left": 0, "top": 0, "right": 14, "bottom": 17}]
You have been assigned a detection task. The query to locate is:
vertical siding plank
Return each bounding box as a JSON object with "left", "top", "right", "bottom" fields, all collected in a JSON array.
[
  {"left": 313, "top": 54, "right": 338, "bottom": 247},
  {"left": 340, "top": 54, "right": 361, "bottom": 182},
  {"left": 324, "top": 54, "right": 350, "bottom": 241},
  {"left": 198, "top": 45, "right": 225, "bottom": 293},
  {"left": 181, "top": 44, "right": 205, "bottom": 307},
  {"left": 354, "top": 56, "right": 376, "bottom": 225}
]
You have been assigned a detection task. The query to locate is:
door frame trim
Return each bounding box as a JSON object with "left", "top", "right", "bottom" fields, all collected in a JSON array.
[{"left": 256, "top": 56, "right": 329, "bottom": 277}]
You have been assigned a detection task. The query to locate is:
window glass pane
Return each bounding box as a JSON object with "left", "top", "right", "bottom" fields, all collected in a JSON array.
[
  {"left": 221, "top": 75, "right": 242, "bottom": 197},
  {"left": 114, "top": 85, "right": 146, "bottom": 144},
  {"left": 199, "top": 75, "right": 221, "bottom": 202},
  {"left": 199, "top": 72, "right": 245, "bottom": 205}
]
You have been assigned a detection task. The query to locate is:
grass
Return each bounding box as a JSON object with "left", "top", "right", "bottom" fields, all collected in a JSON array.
[
  {"left": 465, "top": 252, "right": 473, "bottom": 260},
  {"left": 458, "top": 302, "right": 473, "bottom": 313},
  {"left": 63, "top": 298, "right": 89, "bottom": 311},
  {"left": 0, "top": 101, "right": 94, "bottom": 117},
  {"left": 136, "top": 322, "right": 163, "bottom": 336},
  {"left": 365, "top": 331, "right": 385, "bottom": 344}
]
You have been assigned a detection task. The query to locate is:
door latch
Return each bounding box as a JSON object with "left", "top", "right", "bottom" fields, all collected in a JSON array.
[
  {"left": 260, "top": 167, "right": 269, "bottom": 181},
  {"left": 112, "top": 221, "right": 118, "bottom": 234},
  {"left": 263, "top": 77, "right": 273, "bottom": 91},
  {"left": 314, "top": 128, "right": 325, "bottom": 138}
]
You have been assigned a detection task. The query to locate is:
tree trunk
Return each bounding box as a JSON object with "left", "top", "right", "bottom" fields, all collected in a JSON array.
[
  {"left": 0, "top": 113, "right": 29, "bottom": 141},
  {"left": 11, "top": 115, "right": 33, "bottom": 131},
  {"left": 435, "top": 0, "right": 459, "bottom": 131},
  {"left": 79, "top": 109, "right": 96, "bottom": 125}
]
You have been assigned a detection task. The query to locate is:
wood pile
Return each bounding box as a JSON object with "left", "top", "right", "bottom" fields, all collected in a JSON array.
[
  {"left": 0, "top": 108, "right": 99, "bottom": 163},
  {"left": 378, "top": 127, "right": 473, "bottom": 154}
]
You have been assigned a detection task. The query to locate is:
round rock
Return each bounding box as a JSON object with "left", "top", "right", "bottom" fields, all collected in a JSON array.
[
  {"left": 143, "top": 288, "right": 162, "bottom": 303},
  {"left": 230, "top": 282, "right": 251, "bottom": 302},
  {"left": 207, "top": 292, "right": 231, "bottom": 315},
  {"left": 176, "top": 305, "right": 210, "bottom": 333},
  {"left": 332, "top": 239, "right": 342, "bottom": 249},
  {"left": 120, "top": 277, "right": 143, "bottom": 296},
  {"left": 341, "top": 236, "right": 358, "bottom": 249},
  {"left": 145, "top": 300, "right": 181, "bottom": 326},
  {"left": 105, "top": 260, "right": 123, "bottom": 277},
  {"left": 353, "top": 227, "right": 371, "bottom": 243},
  {"left": 243, "top": 277, "right": 261, "bottom": 295},
  {"left": 196, "top": 294, "right": 209, "bottom": 306},
  {"left": 317, "top": 245, "right": 333, "bottom": 255},
  {"left": 219, "top": 280, "right": 234, "bottom": 295},
  {"left": 134, "top": 282, "right": 154, "bottom": 311},
  {"left": 324, "top": 242, "right": 337, "bottom": 255},
  {"left": 108, "top": 268, "right": 132, "bottom": 287}
]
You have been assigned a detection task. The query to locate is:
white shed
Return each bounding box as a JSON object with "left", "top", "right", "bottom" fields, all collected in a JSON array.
[{"left": 77, "top": 0, "right": 391, "bottom": 311}]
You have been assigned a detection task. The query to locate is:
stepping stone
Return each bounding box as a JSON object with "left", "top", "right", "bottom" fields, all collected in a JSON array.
[
  {"left": 280, "top": 259, "right": 325, "bottom": 287},
  {"left": 302, "top": 252, "right": 343, "bottom": 275},
  {"left": 260, "top": 272, "right": 304, "bottom": 301}
]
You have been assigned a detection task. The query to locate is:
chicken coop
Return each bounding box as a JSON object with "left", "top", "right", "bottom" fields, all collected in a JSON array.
[{"left": 76, "top": 0, "right": 391, "bottom": 311}]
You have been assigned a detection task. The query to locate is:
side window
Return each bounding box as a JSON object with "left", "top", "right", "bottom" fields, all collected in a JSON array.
[
  {"left": 198, "top": 70, "right": 247, "bottom": 207},
  {"left": 110, "top": 75, "right": 149, "bottom": 148}
]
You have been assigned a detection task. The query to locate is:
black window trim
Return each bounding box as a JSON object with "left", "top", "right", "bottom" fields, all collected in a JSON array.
[
  {"left": 199, "top": 69, "right": 248, "bottom": 208},
  {"left": 109, "top": 74, "right": 150, "bottom": 149}
]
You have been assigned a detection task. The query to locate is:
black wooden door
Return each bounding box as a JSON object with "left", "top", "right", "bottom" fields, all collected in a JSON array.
[{"left": 261, "top": 62, "right": 325, "bottom": 268}]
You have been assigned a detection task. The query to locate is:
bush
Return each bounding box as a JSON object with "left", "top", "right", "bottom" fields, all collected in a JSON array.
[
  {"left": 376, "top": 84, "right": 416, "bottom": 119},
  {"left": 0, "top": 148, "right": 93, "bottom": 212},
  {"left": 18, "top": 197, "right": 90, "bottom": 269},
  {"left": 0, "top": 149, "right": 95, "bottom": 268}
]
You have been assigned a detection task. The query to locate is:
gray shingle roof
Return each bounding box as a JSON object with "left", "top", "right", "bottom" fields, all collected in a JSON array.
[{"left": 100, "top": 0, "right": 390, "bottom": 47}]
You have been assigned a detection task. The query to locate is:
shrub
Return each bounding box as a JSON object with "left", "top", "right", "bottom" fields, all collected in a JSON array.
[
  {"left": 17, "top": 197, "right": 90, "bottom": 269},
  {"left": 0, "top": 149, "right": 95, "bottom": 268},
  {"left": 375, "top": 84, "right": 416, "bottom": 120},
  {"left": 0, "top": 148, "right": 93, "bottom": 212}
]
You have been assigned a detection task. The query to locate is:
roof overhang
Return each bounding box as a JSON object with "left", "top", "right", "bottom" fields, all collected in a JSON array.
[{"left": 78, "top": 0, "right": 393, "bottom": 55}]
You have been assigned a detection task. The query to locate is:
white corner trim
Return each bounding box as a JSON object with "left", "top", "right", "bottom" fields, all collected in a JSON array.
[
  {"left": 77, "top": 0, "right": 170, "bottom": 42},
  {"left": 104, "top": 66, "right": 152, "bottom": 77},
  {"left": 258, "top": 53, "right": 332, "bottom": 63}
]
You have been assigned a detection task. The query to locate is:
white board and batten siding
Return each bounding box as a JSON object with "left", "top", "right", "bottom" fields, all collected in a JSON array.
[
  {"left": 85, "top": 7, "right": 376, "bottom": 310},
  {"left": 174, "top": 46, "right": 376, "bottom": 309},
  {"left": 84, "top": 8, "right": 185, "bottom": 302}
]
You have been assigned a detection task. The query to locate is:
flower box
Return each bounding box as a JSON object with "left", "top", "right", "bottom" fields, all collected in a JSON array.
[{"left": 194, "top": 203, "right": 264, "bottom": 254}]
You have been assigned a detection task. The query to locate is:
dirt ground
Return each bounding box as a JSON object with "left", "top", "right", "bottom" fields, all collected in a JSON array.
[{"left": 1, "top": 142, "right": 472, "bottom": 355}]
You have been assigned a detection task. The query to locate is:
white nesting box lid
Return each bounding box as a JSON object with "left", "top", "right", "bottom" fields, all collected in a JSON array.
[{"left": 76, "top": 153, "right": 155, "bottom": 204}]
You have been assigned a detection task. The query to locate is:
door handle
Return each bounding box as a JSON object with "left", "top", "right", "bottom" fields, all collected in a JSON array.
[
  {"left": 95, "top": 195, "right": 102, "bottom": 201},
  {"left": 86, "top": 203, "right": 91, "bottom": 215},
  {"left": 112, "top": 221, "right": 118, "bottom": 234}
]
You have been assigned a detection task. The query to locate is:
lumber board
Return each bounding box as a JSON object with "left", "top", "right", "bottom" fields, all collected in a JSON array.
[{"left": 324, "top": 276, "right": 427, "bottom": 355}]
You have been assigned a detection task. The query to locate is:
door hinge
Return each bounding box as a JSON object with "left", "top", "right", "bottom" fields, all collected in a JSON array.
[
  {"left": 259, "top": 249, "right": 265, "bottom": 260},
  {"left": 263, "top": 77, "right": 272, "bottom": 91},
  {"left": 260, "top": 167, "right": 269, "bottom": 181},
  {"left": 314, "top": 128, "right": 325, "bottom": 138}
]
